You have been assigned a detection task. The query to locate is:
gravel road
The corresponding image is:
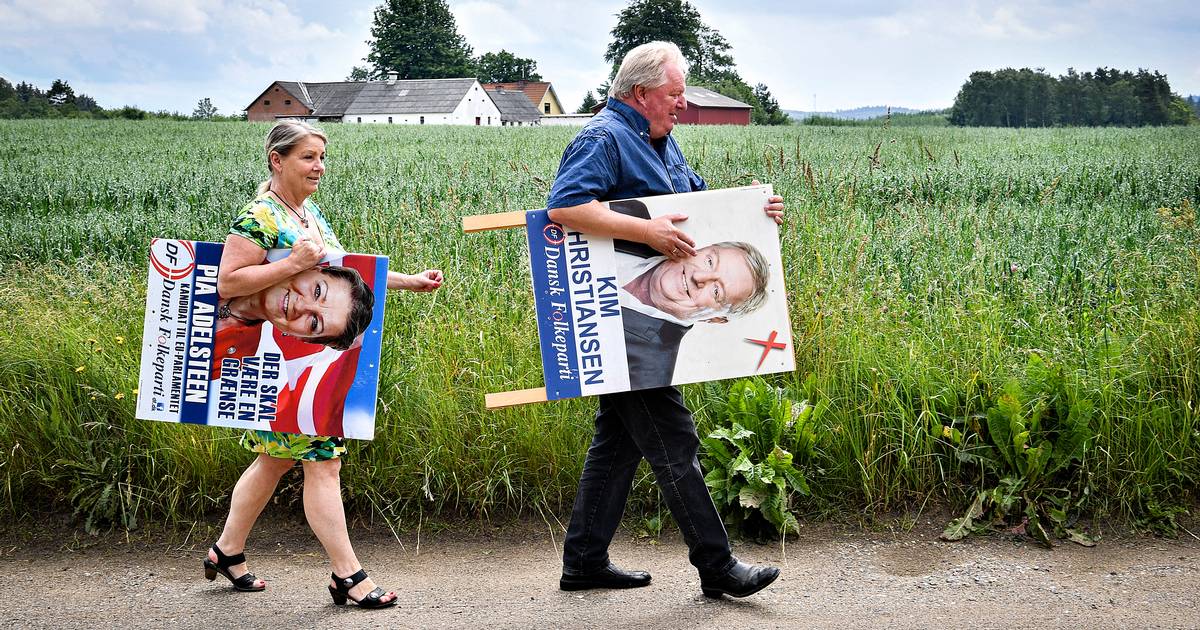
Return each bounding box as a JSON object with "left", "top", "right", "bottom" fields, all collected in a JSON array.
[{"left": 1, "top": 514, "right": 1197, "bottom": 629}]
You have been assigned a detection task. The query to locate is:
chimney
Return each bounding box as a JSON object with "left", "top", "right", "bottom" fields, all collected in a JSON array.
[{"left": 387, "top": 71, "right": 398, "bottom": 85}]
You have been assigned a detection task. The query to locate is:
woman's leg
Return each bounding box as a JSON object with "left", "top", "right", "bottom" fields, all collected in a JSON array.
[
  {"left": 210, "top": 453, "right": 295, "bottom": 586},
  {"left": 302, "top": 458, "right": 396, "bottom": 604}
]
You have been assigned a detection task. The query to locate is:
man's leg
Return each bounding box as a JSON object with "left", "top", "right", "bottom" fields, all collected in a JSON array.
[
  {"left": 604, "top": 386, "right": 735, "bottom": 576},
  {"left": 562, "top": 394, "right": 644, "bottom": 575}
]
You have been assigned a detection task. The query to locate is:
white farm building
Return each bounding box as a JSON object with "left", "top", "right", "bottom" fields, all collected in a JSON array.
[{"left": 246, "top": 76, "right": 504, "bottom": 126}]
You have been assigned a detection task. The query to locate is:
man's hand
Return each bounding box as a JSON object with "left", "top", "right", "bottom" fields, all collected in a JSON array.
[
  {"left": 753, "top": 179, "right": 785, "bottom": 225},
  {"left": 641, "top": 213, "right": 696, "bottom": 260},
  {"left": 288, "top": 237, "right": 326, "bottom": 271}
]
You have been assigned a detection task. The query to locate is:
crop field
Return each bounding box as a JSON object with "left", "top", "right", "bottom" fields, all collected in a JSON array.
[{"left": 0, "top": 119, "right": 1196, "bottom": 534}]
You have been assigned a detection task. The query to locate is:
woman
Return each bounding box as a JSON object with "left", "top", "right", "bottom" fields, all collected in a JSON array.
[{"left": 203, "top": 120, "right": 442, "bottom": 609}]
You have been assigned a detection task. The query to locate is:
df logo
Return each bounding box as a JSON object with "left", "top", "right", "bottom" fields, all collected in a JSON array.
[
  {"left": 543, "top": 222, "right": 565, "bottom": 246},
  {"left": 149, "top": 239, "right": 196, "bottom": 281}
]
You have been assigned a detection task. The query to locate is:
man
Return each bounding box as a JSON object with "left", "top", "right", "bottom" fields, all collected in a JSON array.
[
  {"left": 611, "top": 199, "right": 772, "bottom": 389},
  {"left": 547, "top": 41, "right": 785, "bottom": 599}
]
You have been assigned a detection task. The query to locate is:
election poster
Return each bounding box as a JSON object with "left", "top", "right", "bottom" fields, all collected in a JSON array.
[
  {"left": 526, "top": 185, "right": 794, "bottom": 400},
  {"left": 135, "top": 240, "right": 389, "bottom": 439}
]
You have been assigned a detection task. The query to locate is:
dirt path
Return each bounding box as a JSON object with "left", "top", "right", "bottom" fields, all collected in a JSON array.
[{"left": 1, "top": 515, "right": 1197, "bottom": 629}]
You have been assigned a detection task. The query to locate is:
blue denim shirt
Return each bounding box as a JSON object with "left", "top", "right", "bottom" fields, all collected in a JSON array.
[{"left": 547, "top": 98, "right": 707, "bottom": 209}]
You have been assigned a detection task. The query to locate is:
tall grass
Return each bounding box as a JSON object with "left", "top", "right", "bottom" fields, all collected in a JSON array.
[{"left": 0, "top": 120, "right": 1196, "bottom": 530}]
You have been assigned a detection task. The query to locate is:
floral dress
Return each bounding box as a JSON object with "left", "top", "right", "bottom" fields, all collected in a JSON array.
[{"left": 229, "top": 192, "right": 348, "bottom": 462}]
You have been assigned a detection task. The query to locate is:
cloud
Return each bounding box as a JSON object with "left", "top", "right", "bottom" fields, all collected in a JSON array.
[{"left": 3, "top": 0, "right": 1197, "bottom": 114}]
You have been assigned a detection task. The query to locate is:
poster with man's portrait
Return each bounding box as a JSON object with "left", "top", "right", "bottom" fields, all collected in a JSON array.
[
  {"left": 526, "top": 185, "right": 794, "bottom": 400},
  {"left": 135, "top": 240, "right": 389, "bottom": 439}
]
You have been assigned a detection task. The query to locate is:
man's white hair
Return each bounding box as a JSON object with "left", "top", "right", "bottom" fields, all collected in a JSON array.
[{"left": 610, "top": 41, "right": 688, "bottom": 100}]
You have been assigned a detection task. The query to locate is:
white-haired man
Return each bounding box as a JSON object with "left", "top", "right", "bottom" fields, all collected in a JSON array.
[{"left": 547, "top": 41, "right": 784, "bottom": 599}]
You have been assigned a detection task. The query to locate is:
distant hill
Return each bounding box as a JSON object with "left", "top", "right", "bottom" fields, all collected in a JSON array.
[{"left": 786, "top": 106, "right": 919, "bottom": 121}]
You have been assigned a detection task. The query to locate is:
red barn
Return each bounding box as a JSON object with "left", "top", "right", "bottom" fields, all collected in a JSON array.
[
  {"left": 591, "top": 86, "right": 753, "bottom": 125},
  {"left": 677, "top": 87, "right": 752, "bottom": 125}
]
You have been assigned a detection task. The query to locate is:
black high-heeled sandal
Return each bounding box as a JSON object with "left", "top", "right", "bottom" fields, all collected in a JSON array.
[
  {"left": 203, "top": 544, "right": 265, "bottom": 592},
  {"left": 328, "top": 569, "right": 397, "bottom": 609}
]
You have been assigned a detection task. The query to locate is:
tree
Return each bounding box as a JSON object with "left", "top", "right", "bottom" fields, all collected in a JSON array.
[
  {"left": 0, "top": 78, "right": 14, "bottom": 102},
  {"left": 47, "top": 79, "right": 75, "bottom": 106},
  {"left": 75, "top": 94, "right": 99, "bottom": 112},
  {"left": 690, "top": 26, "right": 738, "bottom": 84},
  {"left": 602, "top": 0, "right": 785, "bottom": 125},
  {"left": 192, "top": 97, "right": 218, "bottom": 120},
  {"left": 15, "top": 81, "right": 40, "bottom": 102},
  {"left": 346, "top": 66, "right": 371, "bottom": 82},
  {"left": 475, "top": 50, "right": 542, "bottom": 83},
  {"left": 577, "top": 91, "right": 599, "bottom": 113},
  {"left": 752, "top": 83, "right": 788, "bottom": 125},
  {"left": 364, "top": 0, "right": 475, "bottom": 80},
  {"left": 605, "top": 0, "right": 704, "bottom": 68}
]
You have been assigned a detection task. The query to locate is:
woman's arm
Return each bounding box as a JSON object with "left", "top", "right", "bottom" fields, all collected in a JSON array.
[
  {"left": 386, "top": 269, "right": 443, "bottom": 292},
  {"left": 216, "top": 234, "right": 325, "bottom": 298}
]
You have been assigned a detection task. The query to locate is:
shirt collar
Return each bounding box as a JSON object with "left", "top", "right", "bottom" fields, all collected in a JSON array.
[{"left": 605, "top": 97, "right": 652, "bottom": 139}]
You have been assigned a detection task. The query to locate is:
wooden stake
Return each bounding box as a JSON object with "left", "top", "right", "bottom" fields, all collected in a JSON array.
[
  {"left": 464, "top": 210, "right": 545, "bottom": 408},
  {"left": 462, "top": 211, "right": 528, "bottom": 233},
  {"left": 485, "top": 387, "right": 548, "bottom": 409}
]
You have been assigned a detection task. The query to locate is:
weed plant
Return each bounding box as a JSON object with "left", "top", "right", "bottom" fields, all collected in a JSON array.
[{"left": 0, "top": 120, "right": 1196, "bottom": 533}]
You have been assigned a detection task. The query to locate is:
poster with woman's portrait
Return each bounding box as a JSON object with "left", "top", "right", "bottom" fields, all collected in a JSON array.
[
  {"left": 526, "top": 185, "right": 795, "bottom": 401},
  {"left": 135, "top": 240, "right": 388, "bottom": 439}
]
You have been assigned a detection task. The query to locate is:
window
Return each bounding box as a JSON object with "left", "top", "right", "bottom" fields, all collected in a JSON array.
[
  {"left": 388, "top": 116, "right": 393, "bottom": 124},
  {"left": 544, "top": 103, "right": 550, "bottom": 114},
  {"left": 475, "top": 117, "right": 481, "bottom": 125},
  {"left": 264, "top": 100, "right": 271, "bottom": 106},
  {"left": 487, "top": 116, "right": 491, "bottom": 125},
  {"left": 357, "top": 117, "right": 361, "bottom": 123},
  {"left": 420, "top": 116, "right": 424, "bottom": 124}
]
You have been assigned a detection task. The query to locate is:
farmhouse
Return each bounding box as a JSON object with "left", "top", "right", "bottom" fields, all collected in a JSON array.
[
  {"left": 481, "top": 81, "right": 564, "bottom": 115},
  {"left": 245, "top": 76, "right": 503, "bottom": 126},
  {"left": 486, "top": 88, "right": 543, "bottom": 126},
  {"left": 590, "top": 87, "right": 753, "bottom": 125}
]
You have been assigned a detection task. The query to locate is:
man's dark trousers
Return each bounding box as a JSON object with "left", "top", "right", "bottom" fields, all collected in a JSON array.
[{"left": 562, "top": 386, "right": 735, "bottom": 577}]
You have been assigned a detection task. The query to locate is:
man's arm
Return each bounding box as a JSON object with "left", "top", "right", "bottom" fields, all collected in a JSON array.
[{"left": 548, "top": 201, "right": 697, "bottom": 259}]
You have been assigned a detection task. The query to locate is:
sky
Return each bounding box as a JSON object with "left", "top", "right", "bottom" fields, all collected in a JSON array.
[{"left": 1, "top": 0, "right": 1198, "bottom": 116}]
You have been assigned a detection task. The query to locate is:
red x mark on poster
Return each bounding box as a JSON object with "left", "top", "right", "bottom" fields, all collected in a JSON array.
[{"left": 745, "top": 330, "right": 787, "bottom": 370}]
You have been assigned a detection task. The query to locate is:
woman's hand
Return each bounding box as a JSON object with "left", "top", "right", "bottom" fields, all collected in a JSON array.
[
  {"left": 387, "top": 269, "right": 443, "bottom": 292},
  {"left": 288, "top": 237, "right": 326, "bottom": 271},
  {"left": 408, "top": 269, "right": 443, "bottom": 292},
  {"left": 641, "top": 213, "right": 696, "bottom": 260}
]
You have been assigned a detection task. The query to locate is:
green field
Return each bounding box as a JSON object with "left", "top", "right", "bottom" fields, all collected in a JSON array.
[{"left": 0, "top": 120, "right": 1196, "bottom": 534}]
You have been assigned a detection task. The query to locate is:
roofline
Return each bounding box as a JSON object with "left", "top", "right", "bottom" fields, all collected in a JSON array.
[{"left": 243, "top": 81, "right": 313, "bottom": 114}]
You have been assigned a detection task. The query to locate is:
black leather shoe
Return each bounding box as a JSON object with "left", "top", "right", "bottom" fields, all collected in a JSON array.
[
  {"left": 700, "top": 560, "right": 780, "bottom": 598},
  {"left": 559, "top": 563, "right": 652, "bottom": 591}
]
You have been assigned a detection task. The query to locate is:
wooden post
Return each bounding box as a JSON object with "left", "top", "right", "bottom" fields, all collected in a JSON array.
[
  {"left": 464, "top": 211, "right": 547, "bottom": 409},
  {"left": 462, "top": 211, "right": 527, "bottom": 233},
  {"left": 484, "top": 387, "right": 549, "bottom": 409}
]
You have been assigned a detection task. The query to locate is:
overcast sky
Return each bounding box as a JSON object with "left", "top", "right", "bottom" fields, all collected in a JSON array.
[{"left": 2, "top": 0, "right": 1197, "bottom": 115}]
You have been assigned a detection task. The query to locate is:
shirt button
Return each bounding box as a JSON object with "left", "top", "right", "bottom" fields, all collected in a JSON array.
[{"left": 227, "top": 346, "right": 236, "bottom": 354}]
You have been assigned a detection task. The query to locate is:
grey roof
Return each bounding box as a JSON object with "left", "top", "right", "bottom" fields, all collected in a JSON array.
[
  {"left": 684, "top": 87, "right": 753, "bottom": 109},
  {"left": 343, "top": 78, "right": 480, "bottom": 115},
  {"left": 487, "top": 88, "right": 542, "bottom": 123},
  {"left": 300, "top": 82, "right": 368, "bottom": 115}
]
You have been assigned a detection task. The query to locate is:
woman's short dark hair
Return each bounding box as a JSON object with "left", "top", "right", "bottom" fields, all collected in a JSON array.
[{"left": 308, "top": 265, "right": 374, "bottom": 351}]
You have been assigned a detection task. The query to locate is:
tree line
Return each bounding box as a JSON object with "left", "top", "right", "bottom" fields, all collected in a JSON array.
[
  {"left": 0, "top": 76, "right": 240, "bottom": 121},
  {"left": 353, "top": 0, "right": 789, "bottom": 124},
  {"left": 949, "top": 67, "right": 1198, "bottom": 127}
]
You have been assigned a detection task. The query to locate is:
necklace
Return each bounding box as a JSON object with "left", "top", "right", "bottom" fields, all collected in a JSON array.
[
  {"left": 272, "top": 188, "right": 309, "bottom": 228},
  {"left": 218, "top": 301, "right": 255, "bottom": 324}
]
